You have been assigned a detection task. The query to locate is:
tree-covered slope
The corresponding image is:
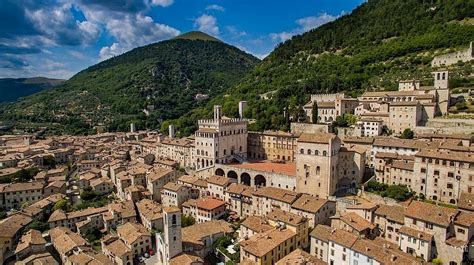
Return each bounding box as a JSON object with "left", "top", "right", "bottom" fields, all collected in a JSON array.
[
  {"left": 0, "top": 77, "right": 64, "bottom": 103},
  {"left": 0, "top": 32, "right": 259, "bottom": 134},
  {"left": 169, "top": 0, "right": 474, "bottom": 135}
]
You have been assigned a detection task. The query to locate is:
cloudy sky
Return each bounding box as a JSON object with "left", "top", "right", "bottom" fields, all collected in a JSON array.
[{"left": 0, "top": 0, "right": 364, "bottom": 79}]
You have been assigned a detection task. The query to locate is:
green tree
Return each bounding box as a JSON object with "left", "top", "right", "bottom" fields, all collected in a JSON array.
[
  {"left": 82, "top": 227, "right": 102, "bottom": 243},
  {"left": 43, "top": 156, "right": 57, "bottom": 169},
  {"left": 312, "top": 102, "right": 318, "bottom": 124},
  {"left": 400, "top": 128, "right": 414, "bottom": 139},
  {"left": 334, "top": 115, "right": 348, "bottom": 127},
  {"left": 28, "top": 220, "right": 49, "bottom": 232},
  {"left": 53, "top": 199, "right": 69, "bottom": 211},
  {"left": 20, "top": 201, "right": 30, "bottom": 209},
  {"left": 345, "top": 114, "right": 357, "bottom": 126},
  {"left": 80, "top": 187, "right": 99, "bottom": 201},
  {"left": 181, "top": 215, "right": 195, "bottom": 227}
]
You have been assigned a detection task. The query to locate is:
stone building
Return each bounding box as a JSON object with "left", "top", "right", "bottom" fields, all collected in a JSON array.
[
  {"left": 296, "top": 133, "right": 365, "bottom": 198},
  {"left": 247, "top": 130, "right": 297, "bottom": 162},
  {"left": 388, "top": 102, "right": 423, "bottom": 134},
  {"left": 156, "top": 137, "right": 194, "bottom": 169},
  {"left": 432, "top": 42, "right": 474, "bottom": 67},
  {"left": 304, "top": 93, "right": 358, "bottom": 124},
  {"left": 194, "top": 105, "right": 247, "bottom": 172}
]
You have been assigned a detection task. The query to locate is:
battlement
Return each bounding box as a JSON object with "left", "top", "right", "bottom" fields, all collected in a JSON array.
[
  {"left": 310, "top": 93, "right": 345, "bottom": 102},
  {"left": 197, "top": 118, "right": 247, "bottom": 126}
]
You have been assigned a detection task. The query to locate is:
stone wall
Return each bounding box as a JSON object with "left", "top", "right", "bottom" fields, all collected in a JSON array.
[
  {"left": 431, "top": 42, "right": 473, "bottom": 67},
  {"left": 290, "top": 122, "right": 330, "bottom": 135},
  {"left": 415, "top": 118, "right": 474, "bottom": 134}
]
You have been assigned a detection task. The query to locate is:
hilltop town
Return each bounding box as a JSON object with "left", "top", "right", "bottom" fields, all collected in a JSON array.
[{"left": 0, "top": 64, "right": 473, "bottom": 265}]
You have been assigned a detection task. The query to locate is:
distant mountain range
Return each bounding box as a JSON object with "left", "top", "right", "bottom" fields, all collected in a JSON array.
[
  {"left": 0, "top": 77, "right": 64, "bottom": 103},
  {"left": 0, "top": 31, "right": 259, "bottom": 135}
]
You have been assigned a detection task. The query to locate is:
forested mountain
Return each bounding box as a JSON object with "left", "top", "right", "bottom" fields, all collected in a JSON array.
[
  {"left": 0, "top": 32, "right": 259, "bottom": 135},
  {"left": 0, "top": 77, "right": 64, "bottom": 103},
  {"left": 167, "top": 0, "right": 474, "bottom": 135}
]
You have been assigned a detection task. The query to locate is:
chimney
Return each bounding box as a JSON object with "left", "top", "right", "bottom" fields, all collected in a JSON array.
[
  {"left": 214, "top": 105, "right": 222, "bottom": 121},
  {"left": 169, "top": 125, "right": 175, "bottom": 138}
]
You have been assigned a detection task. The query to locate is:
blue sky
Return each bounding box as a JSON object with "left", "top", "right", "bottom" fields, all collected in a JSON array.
[{"left": 0, "top": 0, "right": 364, "bottom": 79}]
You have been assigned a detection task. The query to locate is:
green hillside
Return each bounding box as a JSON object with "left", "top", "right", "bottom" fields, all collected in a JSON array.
[
  {"left": 168, "top": 0, "right": 474, "bottom": 135},
  {"left": 0, "top": 32, "right": 259, "bottom": 135},
  {"left": 0, "top": 77, "right": 64, "bottom": 103}
]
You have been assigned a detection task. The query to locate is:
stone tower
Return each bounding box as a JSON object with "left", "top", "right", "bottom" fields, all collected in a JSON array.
[
  {"left": 432, "top": 70, "right": 450, "bottom": 115},
  {"left": 433, "top": 70, "right": 449, "bottom": 89},
  {"left": 238, "top": 101, "right": 247, "bottom": 118},
  {"left": 168, "top": 124, "right": 175, "bottom": 138},
  {"left": 159, "top": 206, "right": 182, "bottom": 264},
  {"left": 214, "top": 105, "right": 222, "bottom": 121}
]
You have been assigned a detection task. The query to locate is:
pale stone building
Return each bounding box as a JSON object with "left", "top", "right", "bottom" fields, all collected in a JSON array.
[
  {"left": 146, "top": 168, "right": 180, "bottom": 202},
  {"left": 290, "top": 194, "right": 336, "bottom": 228},
  {"left": 161, "top": 182, "right": 191, "bottom": 208},
  {"left": 194, "top": 105, "right": 248, "bottom": 172},
  {"left": 240, "top": 211, "right": 308, "bottom": 265},
  {"left": 156, "top": 137, "right": 194, "bottom": 169},
  {"left": 116, "top": 222, "right": 152, "bottom": 257},
  {"left": 389, "top": 101, "right": 423, "bottom": 134},
  {"left": 247, "top": 130, "right": 297, "bottom": 162},
  {"left": 295, "top": 133, "right": 365, "bottom": 198},
  {"left": 304, "top": 93, "right": 358, "bottom": 124},
  {"left": 432, "top": 42, "right": 474, "bottom": 67}
]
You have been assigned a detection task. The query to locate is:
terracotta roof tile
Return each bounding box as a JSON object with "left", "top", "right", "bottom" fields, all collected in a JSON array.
[
  {"left": 404, "top": 201, "right": 457, "bottom": 227},
  {"left": 291, "top": 194, "right": 328, "bottom": 214}
]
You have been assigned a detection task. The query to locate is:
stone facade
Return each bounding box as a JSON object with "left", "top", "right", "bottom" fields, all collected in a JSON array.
[
  {"left": 432, "top": 42, "right": 474, "bottom": 67},
  {"left": 194, "top": 105, "right": 247, "bottom": 172}
]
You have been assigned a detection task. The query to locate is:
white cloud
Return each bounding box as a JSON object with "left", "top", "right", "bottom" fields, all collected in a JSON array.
[
  {"left": 194, "top": 14, "right": 219, "bottom": 35},
  {"left": 226, "top": 26, "right": 246, "bottom": 39},
  {"left": 206, "top": 4, "right": 225, "bottom": 12},
  {"left": 150, "top": 0, "right": 174, "bottom": 7},
  {"left": 99, "top": 14, "right": 180, "bottom": 60},
  {"left": 25, "top": 3, "right": 101, "bottom": 46},
  {"left": 269, "top": 32, "right": 293, "bottom": 42},
  {"left": 270, "top": 12, "right": 338, "bottom": 43},
  {"left": 296, "top": 13, "right": 337, "bottom": 32},
  {"left": 99, "top": 43, "right": 125, "bottom": 60}
]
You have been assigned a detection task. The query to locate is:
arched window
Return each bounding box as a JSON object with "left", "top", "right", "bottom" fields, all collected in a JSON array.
[
  {"left": 316, "top": 166, "right": 320, "bottom": 175},
  {"left": 442, "top": 72, "right": 446, "bottom": 80},
  {"left": 224, "top": 149, "right": 227, "bottom": 155},
  {"left": 300, "top": 149, "right": 304, "bottom": 154},
  {"left": 307, "top": 149, "right": 312, "bottom": 155},
  {"left": 172, "top": 214, "right": 176, "bottom": 225},
  {"left": 323, "top": 151, "right": 327, "bottom": 156}
]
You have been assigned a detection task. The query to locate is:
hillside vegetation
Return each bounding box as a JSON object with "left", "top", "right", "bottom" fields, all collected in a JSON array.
[
  {"left": 0, "top": 32, "right": 259, "bottom": 135},
  {"left": 168, "top": 0, "right": 474, "bottom": 135}
]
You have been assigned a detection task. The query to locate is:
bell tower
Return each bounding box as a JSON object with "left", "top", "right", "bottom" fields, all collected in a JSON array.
[{"left": 160, "top": 206, "right": 182, "bottom": 264}]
